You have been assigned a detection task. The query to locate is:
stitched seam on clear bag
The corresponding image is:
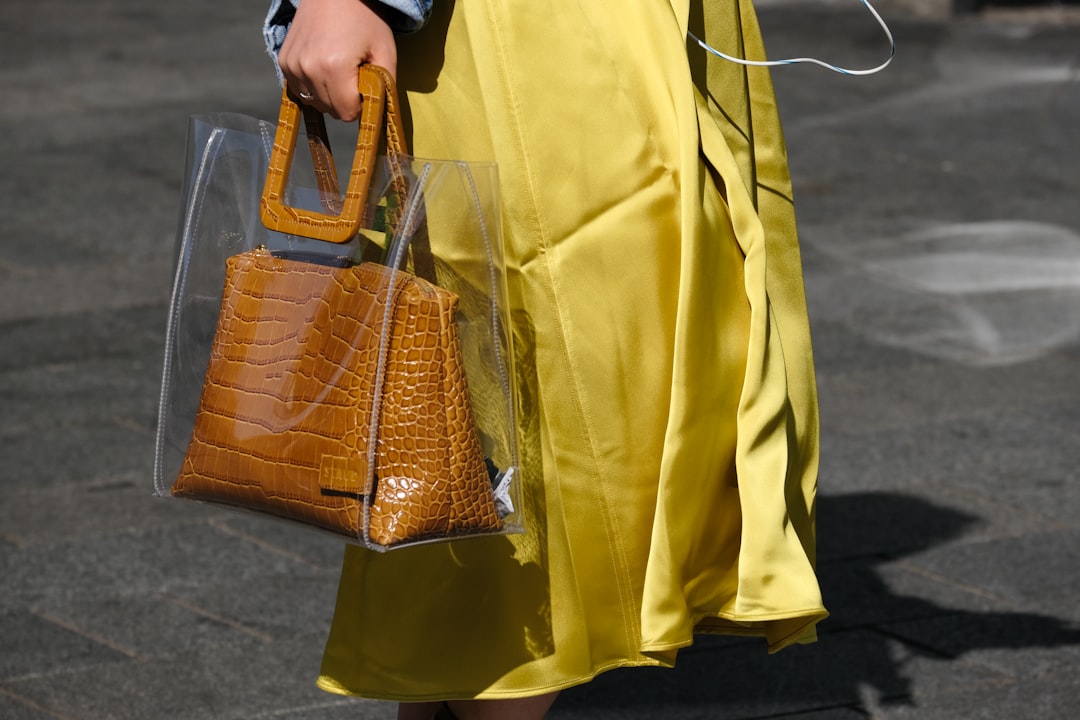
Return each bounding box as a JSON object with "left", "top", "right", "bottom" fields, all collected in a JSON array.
[
  {"left": 461, "top": 163, "right": 517, "bottom": 469},
  {"left": 154, "top": 126, "right": 226, "bottom": 495},
  {"left": 361, "top": 162, "right": 433, "bottom": 546}
]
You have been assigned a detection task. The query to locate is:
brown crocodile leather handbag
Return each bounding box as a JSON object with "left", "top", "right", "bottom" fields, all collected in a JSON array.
[{"left": 170, "top": 66, "right": 502, "bottom": 547}]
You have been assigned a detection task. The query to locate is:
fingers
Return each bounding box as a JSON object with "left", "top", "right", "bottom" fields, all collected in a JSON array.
[
  {"left": 276, "top": 0, "right": 397, "bottom": 122},
  {"left": 281, "top": 45, "right": 398, "bottom": 121},
  {"left": 281, "top": 51, "right": 360, "bottom": 120}
]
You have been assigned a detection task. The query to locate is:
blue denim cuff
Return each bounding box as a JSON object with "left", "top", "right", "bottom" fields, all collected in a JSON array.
[
  {"left": 376, "top": 0, "right": 431, "bottom": 32},
  {"left": 263, "top": 0, "right": 298, "bottom": 81}
]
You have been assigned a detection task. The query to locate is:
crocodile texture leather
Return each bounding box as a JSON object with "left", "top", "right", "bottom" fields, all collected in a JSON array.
[
  {"left": 172, "top": 248, "right": 502, "bottom": 546},
  {"left": 262, "top": 66, "right": 407, "bottom": 244}
]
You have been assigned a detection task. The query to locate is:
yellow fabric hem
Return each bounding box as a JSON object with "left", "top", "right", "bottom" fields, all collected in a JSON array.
[
  {"left": 695, "top": 609, "right": 830, "bottom": 654},
  {"left": 316, "top": 610, "right": 828, "bottom": 702},
  {"left": 640, "top": 607, "right": 828, "bottom": 656},
  {"left": 317, "top": 657, "right": 670, "bottom": 702}
]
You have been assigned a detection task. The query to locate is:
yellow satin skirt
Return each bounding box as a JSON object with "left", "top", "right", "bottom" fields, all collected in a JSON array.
[{"left": 318, "top": 0, "right": 827, "bottom": 700}]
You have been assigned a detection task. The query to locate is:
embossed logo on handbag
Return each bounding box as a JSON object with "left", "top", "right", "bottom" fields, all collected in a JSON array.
[{"left": 320, "top": 455, "right": 366, "bottom": 499}]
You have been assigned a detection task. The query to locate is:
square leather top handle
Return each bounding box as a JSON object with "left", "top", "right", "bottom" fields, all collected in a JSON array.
[{"left": 260, "top": 65, "right": 407, "bottom": 244}]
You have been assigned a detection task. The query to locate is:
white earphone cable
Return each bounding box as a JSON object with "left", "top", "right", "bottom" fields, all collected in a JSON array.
[{"left": 688, "top": 0, "right": 895, "bottom": 76}]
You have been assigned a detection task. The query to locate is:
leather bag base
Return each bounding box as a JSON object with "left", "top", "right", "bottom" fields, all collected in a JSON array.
[{"left": 172, "top": 248, "right": 502, "bottom": 547}]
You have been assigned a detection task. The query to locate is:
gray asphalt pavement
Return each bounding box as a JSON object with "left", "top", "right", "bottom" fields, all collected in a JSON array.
[{"left": 2, "top": 1, "right": 1079, "bottom": 718}]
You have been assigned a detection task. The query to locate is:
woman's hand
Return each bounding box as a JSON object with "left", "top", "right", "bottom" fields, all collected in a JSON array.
[{"left": 277, "top": 0, "right": 397, "bottom": 121}]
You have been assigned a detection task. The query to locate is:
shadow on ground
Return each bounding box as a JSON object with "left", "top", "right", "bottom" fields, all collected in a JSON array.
[{"left": 552, "top": 492, "right": 1080, "bottom": 719}]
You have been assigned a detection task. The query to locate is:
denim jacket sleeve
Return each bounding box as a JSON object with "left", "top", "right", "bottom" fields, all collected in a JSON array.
[{"left": 264, "top": 0, "right": 432, "bottom": 69}]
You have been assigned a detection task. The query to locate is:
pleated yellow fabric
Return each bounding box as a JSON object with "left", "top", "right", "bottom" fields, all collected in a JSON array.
[{"left": 317, "top": 0, "right": 827, "bottom": 701}]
